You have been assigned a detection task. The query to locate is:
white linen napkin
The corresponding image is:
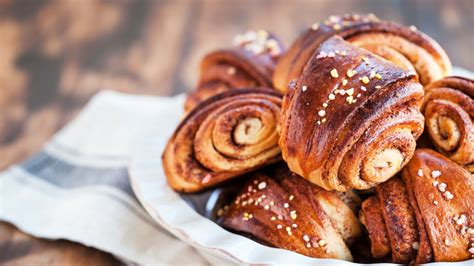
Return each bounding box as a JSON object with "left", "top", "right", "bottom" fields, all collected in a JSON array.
[{"left": 0, "top": 91, "right": 209, "bottom": 265}]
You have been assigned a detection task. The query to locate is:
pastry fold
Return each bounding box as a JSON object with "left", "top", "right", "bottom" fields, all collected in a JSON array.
[
  {"left": 184, "top": 30, "right": 284, "bottom": 112},
  {"left": 277, "top": 35, "right": 424, "bottom": 191},
  {"left": 163, "top": 88, "right": 282, "bottom": 192},
  {"left": 274, "top": 14, "right": 451, "bottom": 93},
  {"left": 360, "top": 149, "right": 474, "bottom": 263},
  {"left": 422, "top": 76, "right": 474, "bottom": 168},
  {"left": 219, "top": 165, "right": 361, "bottom": 261}
]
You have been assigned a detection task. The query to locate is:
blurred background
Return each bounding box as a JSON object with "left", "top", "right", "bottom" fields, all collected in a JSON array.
[{"left": 0, "top": 0, "right": 473, "bottom": 264}]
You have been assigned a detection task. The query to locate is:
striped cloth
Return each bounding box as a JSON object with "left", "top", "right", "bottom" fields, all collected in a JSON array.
[{"left": 0, "top": 91, "right": 208, "bottom": 264}]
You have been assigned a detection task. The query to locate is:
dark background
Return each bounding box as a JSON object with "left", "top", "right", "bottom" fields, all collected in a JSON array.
[{"left": 0, "top": 0, "right": 473, "bottom": 264}]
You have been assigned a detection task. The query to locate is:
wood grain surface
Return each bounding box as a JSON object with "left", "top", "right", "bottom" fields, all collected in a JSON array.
[{"left": 0, "top": 0, "right": 472, "bottom": 264}]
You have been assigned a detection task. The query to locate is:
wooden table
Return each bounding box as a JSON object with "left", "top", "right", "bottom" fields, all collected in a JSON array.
[{"left": 1, "top": 0, "right": 472, "bottom": 264}]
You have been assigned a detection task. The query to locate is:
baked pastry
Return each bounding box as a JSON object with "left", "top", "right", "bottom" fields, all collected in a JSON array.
[
  {"left": 277, "top": 35, "right": 424, "bottom": 191},
  {"left": 219, "top": 164, "right": 361, "bottom": 261},
  {"left": 163, "top": 88, "right": 282, "bottom": 192},
  {"left": 359, "top": 149, "right": 474, "bottom": 263},
  {"left": 274, "top": 14, "right": 451, "bottom": 93},
  {"left": 422, "top": 76, "right": 474, "bottom": 169},
  {"left": 184, "top": 30, "right": 284, "bottom": 112}
]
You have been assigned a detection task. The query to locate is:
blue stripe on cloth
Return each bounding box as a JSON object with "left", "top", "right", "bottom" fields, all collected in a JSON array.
[{"left": 20, "top": 151, "right": 134, "bottom": 197}]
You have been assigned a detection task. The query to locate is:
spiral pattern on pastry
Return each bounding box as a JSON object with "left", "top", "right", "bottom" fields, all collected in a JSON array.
[
  {"left": 274, "top": 14, "right": 451, "bottom": 93},
  {"left": 277, "top": 35, "right": 424, "bottom": 191},
  {"left": 219, "top": 164, "right": 361, "bottom": 261},
  {"left": 184, "top": 30, "right": 284, "bottom": 112},
  {"left": 422, "top": 76, "right": 474, "bottom": 167},
  {"left": 163, "top": 88, "right": 282, "bottom": 192},
  {"left": 359, "top": 149, "right": 474, "bottom": 263}
]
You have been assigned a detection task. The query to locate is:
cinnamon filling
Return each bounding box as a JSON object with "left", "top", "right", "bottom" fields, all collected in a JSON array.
[
  {"left": 428, "top": 115, "right": 461, "bottom": 152},
  {"left": 371, "top": 148, "right": 404, "bottom": 181},
  {"left": 234, "top": 117, "right": 263, "bottom": 145}
]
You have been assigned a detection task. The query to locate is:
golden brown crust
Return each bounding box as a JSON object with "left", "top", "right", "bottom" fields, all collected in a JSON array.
[
  {"left": 274, "top": 14, "right": 451, "bottom": 93},
  {"left": 163, "top": 88, "right": 282, "bottom": 192},
  {"left": 360, "top": 149, "right": 474, "bottom": 263},
  {"left": 376, "top": 178, "right": 418, "bottom": 263},
  {"left": 219, "top": 165, "right": 360, "bottom": 261},
  {"left": 422, "top": 76, "right": 474, "bottom": 166},
  {"left": 185, "top": 31, "right": 284, "bottom": 112},
  {"left": 359, "top": 196, "right": 391, "bottom": 259},
  {"left": 403, "top": 149, "right": 474, "bottom": 262},
  {"left": 402, "top": 163, "right": 434, "bottom": 264},
  {"left": 277, "top": 35, "right": 424, "bottom": 191}
]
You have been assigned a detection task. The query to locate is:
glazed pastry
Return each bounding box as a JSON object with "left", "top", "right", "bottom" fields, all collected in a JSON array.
[
  {"left": 184, "top": 30, "right": 284, "bottom": 112},
  {"left": 163, "top": 88, "right": 282, "bottom": 192},
  {"left": 274, "top": 14, "right": 451, "bottom": 93},
  {"left": 219, "top": 165, "right": 361, "bottom": 261},
  {"left": 422, "top": 76, "right": 474, "bottom": 169},
  {"left": 360, "top": 149, "right": 474, "bottom": 263},
  {"left": 277, "top": 35, "right": 424, "bottom": 191}
]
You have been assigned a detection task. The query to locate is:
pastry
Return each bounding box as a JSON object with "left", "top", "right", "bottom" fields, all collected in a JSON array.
[
  {"left": 274, "top": 14, "right": 451, "bottom": 93},
  {"left": 277, "top": 35, "right": 424, "bottom": 191},
  {"left": 161, "top": 12, "right": 471, "bottom": 264},
  {"left": 163, "top": 88, "right": 282, "bottom": 192},
  {"left": 219, "top": 164, "right": 361, "bottom": 261},
  {"left": 360, "top": 149, "right": 474, "bottom": 263},
  {"left": 184, "top": 30, "right": 284, "bottom": 112},
  {"left": 422, "top": 76, "right": 474, "bottom": 169}
]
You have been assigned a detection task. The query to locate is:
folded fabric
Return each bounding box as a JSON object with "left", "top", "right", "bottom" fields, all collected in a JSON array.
[{"left": 0, "top": 91, "right": 209, "bottom": 265}]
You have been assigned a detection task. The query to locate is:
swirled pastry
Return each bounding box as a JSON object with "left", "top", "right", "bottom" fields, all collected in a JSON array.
[
  {"left": 360, "top": 149, "right": 474, "bottom": 263},
  {"left": 274, "top": 14, "right": 451, "bottom": 93},
  {"left": 422, "top": 76, "right": 474, "bottom": 169},
  {"left": 277, "top": 35, "right": 424, "bottom": 191},
  {"left": 184, "top": 30, "right": 284, "bottom": 112},
  {"left": 163, "top": 88, "right": 282, "bottom": 192},
  {"left": 219, "top": 165, "right": 361, "bottom": 261}
]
